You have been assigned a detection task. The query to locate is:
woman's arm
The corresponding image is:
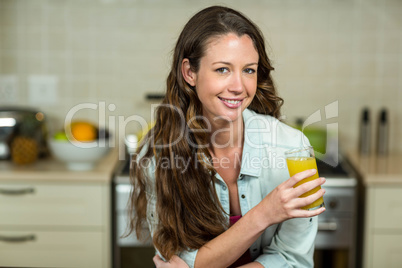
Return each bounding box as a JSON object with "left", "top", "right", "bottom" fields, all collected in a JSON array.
[
  {"left": 238, "top": 262, "right": 264, "bottom": 268},
  {"left": 192, "top": 169, "right": 325, "bottom": 268},
  {"left": 154, "top": 255, "right": 190, "bottom": 268}
]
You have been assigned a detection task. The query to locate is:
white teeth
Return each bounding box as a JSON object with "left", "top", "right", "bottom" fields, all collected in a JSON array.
[{"left": 221, "top": 98, "right": 241, "bottom": 104}]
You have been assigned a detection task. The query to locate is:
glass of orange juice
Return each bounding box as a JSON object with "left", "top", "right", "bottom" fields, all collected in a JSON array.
[{"left": 285, "top": 146, "right": 325, "bottom": 210}]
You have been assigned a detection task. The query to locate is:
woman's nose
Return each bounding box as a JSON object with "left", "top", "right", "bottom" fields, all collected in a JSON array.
[{"left": 228, "top": 72, "right": 244, "bottom": 93}]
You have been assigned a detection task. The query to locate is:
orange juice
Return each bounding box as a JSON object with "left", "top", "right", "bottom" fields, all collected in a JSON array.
[{"left": 286, "top": 157, "right": 324, "bottom": 210}]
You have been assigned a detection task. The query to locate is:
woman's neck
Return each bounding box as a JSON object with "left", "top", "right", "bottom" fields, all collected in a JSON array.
[{"left": 209, "top": 118, "right": 244, "bottom": 154}]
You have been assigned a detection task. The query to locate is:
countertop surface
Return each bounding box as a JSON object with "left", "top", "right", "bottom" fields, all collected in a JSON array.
[
  {"left": 0, "top": 148, "right": 119, "bottom": 183},
  {"left": 347, "top": 151, "right": 402, "bottom": 186}
]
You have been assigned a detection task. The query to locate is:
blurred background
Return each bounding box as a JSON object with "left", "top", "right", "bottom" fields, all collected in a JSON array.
[
  {"left": 1, "top": 1, "right": 401, "bottom": 267},
  {"left": 0, "top": 0, "right": 401, "bottom": 152}
]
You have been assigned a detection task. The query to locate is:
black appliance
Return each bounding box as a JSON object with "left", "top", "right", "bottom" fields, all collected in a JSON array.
[{"left": 0, "top": 107, "right": 48, "bottom": 160}]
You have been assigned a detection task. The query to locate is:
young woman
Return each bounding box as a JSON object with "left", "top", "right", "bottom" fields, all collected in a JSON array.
[{"left": 129, "top": 6, "right": 326, "bottom": 268}]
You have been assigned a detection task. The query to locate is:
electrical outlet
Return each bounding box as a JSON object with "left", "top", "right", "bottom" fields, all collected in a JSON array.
[
  {"left": 0, "top": 75, "right": 18, "bottom": 104},
  {"left": 28, "top": 75, "right": 59, "bottom": 105}
]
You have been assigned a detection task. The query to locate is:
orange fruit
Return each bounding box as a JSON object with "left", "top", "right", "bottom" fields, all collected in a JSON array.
[{"left": 70, "top": 122, "right": 97, "bottom": 142}]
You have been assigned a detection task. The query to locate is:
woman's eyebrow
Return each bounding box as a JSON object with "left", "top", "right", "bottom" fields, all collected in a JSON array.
[
  {"left": 212, "top": 61, "right": 258, "bottom": 66},
  {"left": 245, "top": 62, "right": 258, "bottom": 67},
  {"left": 212, "top": 61, "right": 232, "bottom": 65}
]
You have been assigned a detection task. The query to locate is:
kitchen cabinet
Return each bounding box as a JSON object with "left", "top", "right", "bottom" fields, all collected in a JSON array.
[
  {"left": 364, "top": 187, "right": 402, "bottom": 268},
  {"left": 348, "top": 153, "right": 402, "bottom": 268},
  {"left": 0, "top": 149, "right": 118, "bottom": 268}
]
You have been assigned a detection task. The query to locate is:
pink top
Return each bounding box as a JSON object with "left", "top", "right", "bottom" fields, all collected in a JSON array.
[
  {"left": 228, "top": 215, "right": 252, "bottom": 267},
  {"left": 229, "top": 215, "right": 242, "bottom": 225}
]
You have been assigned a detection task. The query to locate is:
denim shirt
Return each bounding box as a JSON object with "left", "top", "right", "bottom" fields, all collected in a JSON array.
[{"left": 144, "top": 109, "right": 317, "bottom": 268}]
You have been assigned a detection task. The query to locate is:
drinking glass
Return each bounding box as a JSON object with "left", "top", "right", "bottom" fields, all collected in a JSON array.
[{"left": 285, "top": 146, "right": 325, "bottom": 210}]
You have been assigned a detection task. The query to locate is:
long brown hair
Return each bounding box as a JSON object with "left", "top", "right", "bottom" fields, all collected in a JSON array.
[{"left": 128, "top": 5, "right": 283, "bottom": 260}]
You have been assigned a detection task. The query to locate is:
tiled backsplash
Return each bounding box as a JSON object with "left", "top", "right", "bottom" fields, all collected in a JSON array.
[{"left": 0, "top": 0, "right": 401, "bottom": 153}]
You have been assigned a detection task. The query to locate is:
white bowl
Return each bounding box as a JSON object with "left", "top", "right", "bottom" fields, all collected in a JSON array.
[{"left": 48, "top": 139, "right": 110, "bottom": 171}]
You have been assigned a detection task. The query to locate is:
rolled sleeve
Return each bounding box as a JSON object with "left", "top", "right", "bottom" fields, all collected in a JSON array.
[
  {"left": 178, "top": 248, "right": 198, "bottom": 268},
  {"left": 255, "top": 217, "right": 317, "bottom": 268}
]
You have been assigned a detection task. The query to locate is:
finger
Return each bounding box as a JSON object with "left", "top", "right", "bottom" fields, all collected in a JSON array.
[
  {"left": 170, "top": 255, "right": 181, "bottom": 262},
  {"left": 153, "top": 255, "right": 164, "bottom": 267},
  {"left": 293, "top": 206, "right": 326, "bottom": 218},
  {"left": 296, "top": 187, "right": 326, "bottom": 208},
  {"left": 293, "top": 177, "right": 326, "bottom": 197},
  {"left": 284, "top": 186, "right": 325, "bottom": 213},
  {"left": 171, "top": 255, "right": 188, "bottom": 267},
  {"left": 285, "top": 169, "right": 318, "bottom": 187}
]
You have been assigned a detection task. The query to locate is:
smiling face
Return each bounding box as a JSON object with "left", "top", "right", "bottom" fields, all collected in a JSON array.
[{"left": 182, "top": 33, "right": 259, "bottom": 127}]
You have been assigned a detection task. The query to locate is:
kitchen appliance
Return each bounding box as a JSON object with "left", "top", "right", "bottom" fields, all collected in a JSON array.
[
  {"left": 112, "top": 94, "right": 162, "bottom": 268},
  {"left": 113, "top": 160, "right": 155, "bottom": 268},
  {"left": 314, "top": 157, "right": 358, "bottom": 268},
  {"left": 0, "top": 107, "right": 48, "bottom": 160},
  {"left": 113, "top": 155, "right": 358, "bottom": 268},
  {"left": 359, "top": 108, "right": 371, "bottom": 155},
  {"left": 376, "top": 108, "right": 388, "bottom": 155}
]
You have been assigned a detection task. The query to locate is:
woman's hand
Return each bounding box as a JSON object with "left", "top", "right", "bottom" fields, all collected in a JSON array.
[
  {"left": 256, "top": 169, "right": 326, "bottom": 227},
  {"left": 153, "top": 254, "right": 189, "bottom": 268}
]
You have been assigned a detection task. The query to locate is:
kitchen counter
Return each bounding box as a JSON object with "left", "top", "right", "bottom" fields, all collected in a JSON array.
[
  {"left": 347, "top": 152, "right": 402, "bottom": 186},
  {"left": 349, "top": 152, "right": 402, "bottom": 268},
  {"left": 0, "top": 149, "right": 118, "bottom": 267},
  {"left": 0, "top": 148, "right": 119, "bottom": 183}
]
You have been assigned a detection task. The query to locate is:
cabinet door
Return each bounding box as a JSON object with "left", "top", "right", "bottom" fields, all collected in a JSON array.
[
  {"left": 0, "top": 230, "right": 103, "bottom": 268},
  {"left": 0, "top": 183, "right": 103, "bottom": 227},
  {"left": 372, "top": 188, "right": 402, "bottom": 229},
  {"left": 370, "top": 234, "right": 402, "bottom": 268}
]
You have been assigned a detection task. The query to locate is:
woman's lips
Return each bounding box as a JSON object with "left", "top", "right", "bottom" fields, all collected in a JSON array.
[{"left": 218, "top": 97, "right": 243, "bottom": 108}]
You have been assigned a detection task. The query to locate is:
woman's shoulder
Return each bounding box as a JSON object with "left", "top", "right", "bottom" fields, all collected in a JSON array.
[
  {"left": 243, "top": 109, "right": 299, "bottom": 134},
  {"left": 243, "top": 109, "right": 308, "bottom": 148}
]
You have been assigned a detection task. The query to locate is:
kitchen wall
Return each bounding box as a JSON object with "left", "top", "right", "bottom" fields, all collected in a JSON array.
[{"left": 0, "top": 0, "right": 401, "bottom": 154}]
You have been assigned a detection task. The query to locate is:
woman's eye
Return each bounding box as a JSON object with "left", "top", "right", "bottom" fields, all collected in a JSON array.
[
  {"left": 244, "top": 68, "right": 256, "bottom": 74},
  {"left": 216, "top": 67, "right": 229, "bottom": 73}
]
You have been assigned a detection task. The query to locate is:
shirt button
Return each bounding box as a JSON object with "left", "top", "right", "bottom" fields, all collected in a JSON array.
[
  {"left": 241, "top": 194, "right": 246, "bottom": 199},
  {"left": 222, "top": 185, "right": 227, "bottom": 190}
]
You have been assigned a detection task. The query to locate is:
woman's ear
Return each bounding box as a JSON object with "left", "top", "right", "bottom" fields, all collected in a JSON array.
[{"left": 181, "top": 58, "right": 196, "bottom": 87}]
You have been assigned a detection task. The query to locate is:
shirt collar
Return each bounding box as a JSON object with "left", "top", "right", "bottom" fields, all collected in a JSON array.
[{"left": 240, "top": 109, "right": 263, "bottom": 177}]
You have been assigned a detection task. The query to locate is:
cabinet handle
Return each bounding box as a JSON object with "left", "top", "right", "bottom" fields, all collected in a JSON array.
[
  {"left": 0, "top": 234, "right": 36, "bottom": 243},
  {"left": 0, "top": 187, "right": 35, "bottom": 195},
  {"left": 318, "top": 222, "right": 338, "bottom": 231}
]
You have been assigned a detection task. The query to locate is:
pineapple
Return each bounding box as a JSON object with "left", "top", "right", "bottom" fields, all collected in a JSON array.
[
  {"left": 11, "top": 137, "right": 38, "bottom": 165},
  {"left": 11, "top": 113, "right": 41, "bottom": 165}
]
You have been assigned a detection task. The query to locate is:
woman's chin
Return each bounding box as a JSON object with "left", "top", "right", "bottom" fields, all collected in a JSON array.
[{"left": 213, "top": 111, "right": 243, "bottom": 124}]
